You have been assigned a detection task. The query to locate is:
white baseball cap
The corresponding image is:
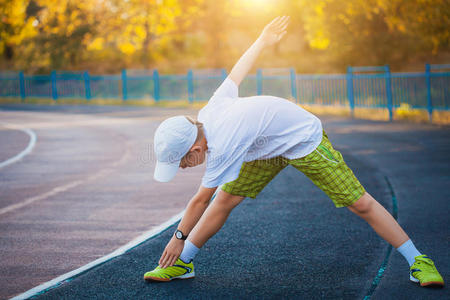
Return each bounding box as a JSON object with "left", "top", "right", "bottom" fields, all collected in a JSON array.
[{"left": 153, "top": 116, "right": 198, "bottom": 182}]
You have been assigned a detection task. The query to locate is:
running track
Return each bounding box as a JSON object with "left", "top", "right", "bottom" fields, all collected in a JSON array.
[{"left": 1, "top": 104, "right": 448, "bottom": 299}]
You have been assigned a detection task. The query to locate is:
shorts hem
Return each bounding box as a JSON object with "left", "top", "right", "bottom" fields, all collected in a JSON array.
[
  {"left": 333, "top": 187, "right": 366, "bottom": 208},
  {"left": 220, "top": 186, "right": 257, "bottom": 199}
]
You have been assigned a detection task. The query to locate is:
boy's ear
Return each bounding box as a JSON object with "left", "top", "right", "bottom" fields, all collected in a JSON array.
[{"left": 191, "top": 145, "right": 202, "bottom": 153}]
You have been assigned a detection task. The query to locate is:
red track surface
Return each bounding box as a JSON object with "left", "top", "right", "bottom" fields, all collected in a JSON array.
[{"left": 0, "top": 107, "right": 203, "bottom": 299}]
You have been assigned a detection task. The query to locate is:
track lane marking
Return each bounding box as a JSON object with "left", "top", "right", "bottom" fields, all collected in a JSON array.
[
  {"left": 363, "top": 176, "right": 398, "bottom": 299},
  {"left": 9, "top": 209, "right": 186, "bottom": 300},
  {"left": 0, "top": 137, "right": 132, "bottom": 217},
  {"left": 10, "top": 189, "right": 220, "bottom": 300},
  {"left": 0, "top": 124, "right": 37, "bottom": 170}
]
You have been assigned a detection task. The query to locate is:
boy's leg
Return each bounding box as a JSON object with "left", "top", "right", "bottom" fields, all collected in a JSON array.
[
  {"left": 183, "top": 157, "right": 288, "bottom": 260},
  {"left": 290, "top": 131, "right": 409, "bottom": 247},
  {"left": 189, "top": 190, "right": 245, "bottom": 248},
  {"left": 347, "top": 191, "right": 409, "bottom": 248},
  {"left": 178, "top": 190, "right": 244, "bottom": 264},
  {"left": 348, "top": 192, "right": 443, "bottom": 286},
  {"left": 145, "top": 157, "right": 288, "bottom": 281},
  {"left": 290, "top": 131, "right": 444, "bottom": 286},
  {"left": 144, "top": 191, "right": 245, "bottom": 282}
]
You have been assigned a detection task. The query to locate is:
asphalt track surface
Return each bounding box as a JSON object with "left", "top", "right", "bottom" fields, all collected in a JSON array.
[{"left": 1, "top": 104, "right": 449, "bottom": 299}]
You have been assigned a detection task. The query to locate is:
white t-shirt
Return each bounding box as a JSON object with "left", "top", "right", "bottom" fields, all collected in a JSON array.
[{"left": 197, "top": 77, "right": 323, "bottom": 188}]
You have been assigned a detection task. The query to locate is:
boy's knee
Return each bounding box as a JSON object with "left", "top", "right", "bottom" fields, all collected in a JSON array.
[
  {"left": 348, "top": 192, "right": 374, "bottom": 215},
  {"left": 213, "top": 190, "right": 245, "bottom": 210}
]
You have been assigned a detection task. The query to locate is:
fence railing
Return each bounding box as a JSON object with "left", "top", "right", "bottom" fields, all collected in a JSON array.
[{"left": 1, "top": 64, "right": 448, "bottom": 121}]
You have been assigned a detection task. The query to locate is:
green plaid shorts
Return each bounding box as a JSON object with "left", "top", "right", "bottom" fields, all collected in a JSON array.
[{"left": 221, "top": 131, "right": 366, "bottom": 207}]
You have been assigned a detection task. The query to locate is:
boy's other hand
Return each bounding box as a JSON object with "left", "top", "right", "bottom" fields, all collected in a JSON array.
[
  {"left": 159, "top": 236, "right": 185, "bottom": 268},
  {"left": 258, "top": 16, "right": 290, "bottom": 47}
]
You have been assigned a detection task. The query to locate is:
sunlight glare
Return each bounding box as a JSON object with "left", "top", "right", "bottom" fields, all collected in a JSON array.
[{"left": 241, "top": 0, "right": 274, "bottom": 10}]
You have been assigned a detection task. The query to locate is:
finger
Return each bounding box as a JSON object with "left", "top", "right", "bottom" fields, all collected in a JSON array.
[
  {"left": 271, "top": 16, "right": 283, "bottom": 28},
  {"left": 165, "top": 255, "right": 175, "bottom": 268},
  {"left": 161, "top": 257, "right": 170, "bottom": 269},
  {"left": 276, "top": 16, "right": 290, "bottom": 29},
  {"left": 274, "top": 18, "right": 288, "bottom": 30},
  {"left": 278, "top": 31, "right": 287, "bottom": 41},
  {"left": 280, "top": 23, "right": 289, "bottom": 32},
  {"left": 274, "top": 21, "right": 289, "bottom": 33},
  {"left": 161, "top": 252, "right": 171, "bottom": 268},
  {"left": 159, "top": 251, "right": 167, "bottom": 266},
  {"left": 170, "top": 255, "right": 177, "bottom": 267},
  {"left": 159, "top": 257, "right": 166, "bottom": 268},
  {"left": 268, "top": 16, "right": 281, "bottom": 27}
]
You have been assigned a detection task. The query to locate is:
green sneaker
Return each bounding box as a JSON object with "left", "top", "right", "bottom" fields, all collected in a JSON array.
[
  {"left": 410, "top": 255, "right": 444, "bottom": 287},
  {"left": 144, "top": 258, "right": 195, "bottom": 282}
]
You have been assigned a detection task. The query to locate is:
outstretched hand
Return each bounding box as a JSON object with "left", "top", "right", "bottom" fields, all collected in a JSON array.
[
  {"left": 258, "top": 16, "right": 290, "bottom": 47},
  {"left": 159, "top": 236, "right": 184, "bottom": 269}
]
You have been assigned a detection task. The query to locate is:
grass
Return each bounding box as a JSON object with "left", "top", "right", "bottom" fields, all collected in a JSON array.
[{"left": 1, "top": 97, "right": 448, "bottom": 125}]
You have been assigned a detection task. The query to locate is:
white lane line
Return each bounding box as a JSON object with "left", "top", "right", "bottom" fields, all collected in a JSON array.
[
  {"left": 0, "top": 124, "right": 37, "bottom": 170},
  {"left": 10, "top": 210, "right": 186, "bottom": 300},
  {"left": 0, "top": 138, "right": 132, "bottom": 217},
  {"left": 3, "top": 116, "right": 166, "bottom": 131},
  {"left": 0, "top": 180, "right": 82, "bottom": 216},
  {"left": 11, "top": 188, "right": 220, "bottom": 300}
]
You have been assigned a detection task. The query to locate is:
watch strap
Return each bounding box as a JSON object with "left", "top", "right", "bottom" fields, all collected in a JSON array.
[{"left": 175, "top": 229, "right": 188, "bottom": 240}]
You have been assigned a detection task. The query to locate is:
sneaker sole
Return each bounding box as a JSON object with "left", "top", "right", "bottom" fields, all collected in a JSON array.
[
  {"left": 410, "top": 275, "right": 444, "bottom": 287},
  {"left": 144, "top": 272, "right": 195, "bottom": 282},
  {"left": 419, "top": 281, "right": 444, "bottom": 287}
]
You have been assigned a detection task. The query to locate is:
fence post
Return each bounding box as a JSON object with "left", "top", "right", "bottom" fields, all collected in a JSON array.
[
  {"left": 290, "top": 68, "right": 297, "bottom": 103},
  {"left": 121, "top": 69, "right": 127, "bottom": 101},
  {"left": 221, "top": 68, "right": 227, "bottom": 81},
  {"left": 346, "top": 66, "right": 354, "bottom": 117},
  {"left": 187, "top": 69, "right": 194, "bottom": 103},
  {"left": 83, "top": 71, "right": 91, "bottom": 101},
  {"left": 19, "top": 71, "right": 25, "bottom": 102},
  {"left": 256, "top": 69, "right": 262, "bottom": 95},
  {"left": 51, "top": 70, "right": 58, "bottom": 101},
  {"left": 153, "top": 69, "right": 160, "bottom": 102},
  {"left": 425, "top": 63, "right": 433, "bottom": 122},
  {"left": 384, "top": 65, "right": 393, "bottom": 121}
]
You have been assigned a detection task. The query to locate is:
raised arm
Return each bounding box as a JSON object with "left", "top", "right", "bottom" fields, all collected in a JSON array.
[{"left": 228, "top": 16, "right": 290, "bottom": 87}]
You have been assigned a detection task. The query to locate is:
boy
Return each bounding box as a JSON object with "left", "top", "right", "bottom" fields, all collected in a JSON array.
[{"left": 144, "top": 16, "right": 444, "bottom": 287}]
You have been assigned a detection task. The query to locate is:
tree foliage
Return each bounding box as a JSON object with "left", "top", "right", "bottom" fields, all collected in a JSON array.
[
  {"left": 297, "top": 0, "right": 450, "bottom": 69},
  {"left": 0, "top": 0, "right": 448, "bottom": 74}
]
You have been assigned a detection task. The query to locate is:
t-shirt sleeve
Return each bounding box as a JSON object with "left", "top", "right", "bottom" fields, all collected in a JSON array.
[{"left": 212, "top": 77, "right": 239, "bottom": 99}]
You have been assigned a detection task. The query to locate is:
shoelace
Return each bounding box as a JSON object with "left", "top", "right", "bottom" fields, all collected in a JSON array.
[{"left": 415, "top": 257, "right": 436, "bottom": 269}]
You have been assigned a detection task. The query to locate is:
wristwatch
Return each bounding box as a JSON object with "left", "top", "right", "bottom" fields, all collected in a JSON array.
[{"left": 174, "top": 229, "right": 188, "bottom": 240}]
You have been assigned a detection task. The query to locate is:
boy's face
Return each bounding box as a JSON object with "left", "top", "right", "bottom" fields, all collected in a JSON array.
[{"left": 179, "top": 146, "right": 206, "bottom": 169}]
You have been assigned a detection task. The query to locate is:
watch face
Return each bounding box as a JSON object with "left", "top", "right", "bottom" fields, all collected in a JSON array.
[{"left": 176, "top": 231, "right": 182, "bottom": 239}]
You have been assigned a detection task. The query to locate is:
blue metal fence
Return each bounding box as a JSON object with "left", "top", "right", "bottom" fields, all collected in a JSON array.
[{"left": 1, "top": 64, "right": 448, "bottom": 121}]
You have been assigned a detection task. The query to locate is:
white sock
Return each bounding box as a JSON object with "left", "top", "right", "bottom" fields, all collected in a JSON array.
[
  {"left": 396, "top": 239, "right": 422, "bottom": 266},
  {"left": 179, "top": 239, "right": 200, "bottom": 263}
]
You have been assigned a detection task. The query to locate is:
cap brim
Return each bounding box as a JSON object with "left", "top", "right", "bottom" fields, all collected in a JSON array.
[{"left": 153, "top": 160, "right": 180, "bottom": 182}]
